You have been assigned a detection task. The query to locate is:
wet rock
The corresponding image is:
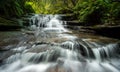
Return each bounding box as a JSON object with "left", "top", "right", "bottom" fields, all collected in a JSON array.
[
  {"left": 24, "top": 31, "right": 35, "bottom": 35},
  {"left": 0, "top": 50, "right": 16, "bottom": 63},
  {"left": 0, "top": 40, "right": 19, "bottom": 51},
  {"left": 46, "top": 58, "right": 84, "bottom": 72},
  {"left": 82, "top": 25, "right": 120, "bottom": 39},
  {"left": 46, "top": 65, "right": 68, "bottom": 72},
  {"left": 0, "top": 17, "right": 22, "bottom": 31},
  {"left": 66, "top": 21, "right": 85, "bottom": 26},
  {"left": 59, "top": 14, "right": 74, "bottom": 21},
  {"left": 27, "top": 45, "right": 53, "bottom": 53}
]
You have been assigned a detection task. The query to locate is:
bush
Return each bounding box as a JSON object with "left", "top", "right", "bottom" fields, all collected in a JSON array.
[
  {"left": 74, "top": 0, "right": 106, "bottom": 24},
  {"left": 74, "top": 0, "right": 120, "bottom": 25}
]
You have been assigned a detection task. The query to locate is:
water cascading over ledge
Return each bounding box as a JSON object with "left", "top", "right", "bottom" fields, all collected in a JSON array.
[{"left": 0, "top": 14, "right": 120, "bottom": 72}]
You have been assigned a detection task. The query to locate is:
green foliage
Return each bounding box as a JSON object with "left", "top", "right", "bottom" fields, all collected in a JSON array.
[
  {"left": 0, "top": 0, "right": 120, "bottom": 25},
  {"left": 0, "top": 0, "right": 34, "bottom": 18},
  {"left": 74, "top": 0, "right": 105, "bottom": 24},
  {"left": 26, "top": 0, "right": 75, "bottom": 14},
  {"left": 103, "top": 2, "right": 120, "bottom": 24},
  {"left": 73, "top": 0, "right": 120, "bottom": 25}
]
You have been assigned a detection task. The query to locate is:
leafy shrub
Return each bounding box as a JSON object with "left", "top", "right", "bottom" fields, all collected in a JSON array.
[{"left": 74, "top": 0, "right": 120, "bottom": 25}]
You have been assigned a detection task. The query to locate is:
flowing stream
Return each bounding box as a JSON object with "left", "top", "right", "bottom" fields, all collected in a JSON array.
[{"left": 0, "top": 14, "right": 120, "bottom": 72}]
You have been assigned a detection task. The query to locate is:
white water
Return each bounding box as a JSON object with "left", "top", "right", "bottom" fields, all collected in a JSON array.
[{"left": 0, "top": 14, "right": 120, "bottom": 72}]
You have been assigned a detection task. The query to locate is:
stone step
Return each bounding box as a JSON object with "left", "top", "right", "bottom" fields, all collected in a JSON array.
[
  {"left": 82, "top": 25, "right": 120, "bottom": 39},
  {"left": 58, "top": 14, "right": 75, "bottom": 21},
  {"left": 65, "top": 21, "right": 86, "bottom": 26}
]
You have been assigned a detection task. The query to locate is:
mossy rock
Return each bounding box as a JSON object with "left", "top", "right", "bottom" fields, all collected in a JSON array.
[{"left": 0, "top": 17, "right": 22, "bottom": 31}]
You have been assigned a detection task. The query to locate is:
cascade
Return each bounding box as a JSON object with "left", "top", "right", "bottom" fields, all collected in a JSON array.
[{"left": 0, "top": 14, "right": 120, "bottom": 72}]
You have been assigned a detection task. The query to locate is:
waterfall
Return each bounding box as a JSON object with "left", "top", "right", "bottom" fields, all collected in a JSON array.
[{"left": 0, "top": 14, "right": 120, "bottom": 72}]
